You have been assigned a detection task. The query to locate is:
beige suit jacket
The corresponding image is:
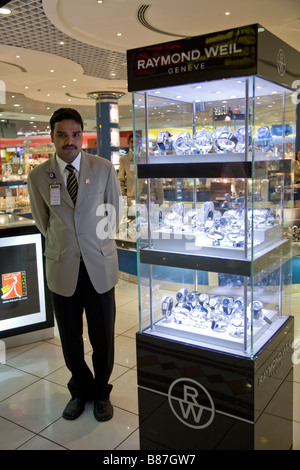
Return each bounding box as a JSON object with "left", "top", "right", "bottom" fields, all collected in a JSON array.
[
  {"left": 27, "top": 151, "right": 121, "bottom": 296},
  {"left": 118, "top": 150, "right": 135, "bottom": 197}
]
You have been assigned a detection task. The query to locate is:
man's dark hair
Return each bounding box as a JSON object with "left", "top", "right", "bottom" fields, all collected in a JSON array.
[
  {"left": 128, "top": 132, "right": 141, "bottom": 142},
  {"left": 50, "top": 108, "right": 84, "bottom": 133}
]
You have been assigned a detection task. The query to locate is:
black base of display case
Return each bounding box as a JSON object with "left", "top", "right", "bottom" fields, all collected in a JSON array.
[{"left": 136, "top": 316, "right": 294, "bottom": 450}]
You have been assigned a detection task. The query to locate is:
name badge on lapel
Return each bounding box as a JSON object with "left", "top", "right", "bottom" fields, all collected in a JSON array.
[{"left": 50, "top": 184, "right": 61, "bottom": 205}]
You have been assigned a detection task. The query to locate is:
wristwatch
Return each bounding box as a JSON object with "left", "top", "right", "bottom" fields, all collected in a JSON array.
[
  {"left": 161, "top": 296, "right": 174, "bottom": 319},
  {"left": 253, "top": 300, "right": 263, "bottom": 319},
  {"left": 176, "top": 288, "right": 188, "bottom": 303},
  {"left": 186, "top": 291, "right": 199, "bottom": 308},
  {"left": 199, "top": 293, "right": 209, "bottom": 306},
  {"left": 222, "top": 297, "right": 234, "bottom": 315}
]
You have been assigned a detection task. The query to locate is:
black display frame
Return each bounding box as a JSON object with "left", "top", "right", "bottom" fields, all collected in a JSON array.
[{"left": 0, "top": 225, "right": 53, "bottom": 339}]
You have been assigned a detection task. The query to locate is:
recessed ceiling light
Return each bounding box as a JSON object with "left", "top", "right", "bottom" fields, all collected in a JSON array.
[
  {"left": 50, "top": 69, "right": 54, "bottom": 73},
  {"left": 0, "top": 8, "right": 12, "bottom": 15},
  {"left": 225, "top": 11, "right": 230, "bottom": 15},
  {"left": 117, "top": 33, "right": 122, "bottom": 37}
]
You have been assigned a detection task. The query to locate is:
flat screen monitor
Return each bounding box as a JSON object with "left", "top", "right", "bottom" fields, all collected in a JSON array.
[{"left": 0, "top": 231, "right": 52, "bottom": 338}]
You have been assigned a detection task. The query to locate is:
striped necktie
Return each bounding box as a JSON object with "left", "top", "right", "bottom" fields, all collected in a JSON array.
[{"left": 65, "top": 164, "right": 78, "bottom": 205}]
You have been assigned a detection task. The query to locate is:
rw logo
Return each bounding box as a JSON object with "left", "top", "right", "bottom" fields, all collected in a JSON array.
[{"left": 168, "top": 378, "right": 215, "bottom": 429}]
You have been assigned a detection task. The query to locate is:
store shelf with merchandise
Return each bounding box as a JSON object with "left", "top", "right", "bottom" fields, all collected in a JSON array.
[{"left": 0, "top": 175, "right": 34, "bottom": 228}]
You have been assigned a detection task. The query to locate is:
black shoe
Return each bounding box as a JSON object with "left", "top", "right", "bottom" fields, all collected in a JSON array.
[
  {"left": 94, "top": 399, "right": 113, "bottom": 422},
  {"left": 62, "top": 398, "right": 85, "bottom": 420}
]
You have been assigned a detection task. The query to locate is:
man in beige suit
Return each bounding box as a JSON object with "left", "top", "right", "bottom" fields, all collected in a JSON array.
[
  {"left": 27, "top": 108, "right": 121, "bottom": 422},
  {"left": 118, "top": 133, "right": 136, "bottom": 205}
]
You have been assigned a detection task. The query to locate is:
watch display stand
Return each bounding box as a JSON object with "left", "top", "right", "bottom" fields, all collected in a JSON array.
[{"left": 127, "top": 24, "right": 299, "bottom": 449}]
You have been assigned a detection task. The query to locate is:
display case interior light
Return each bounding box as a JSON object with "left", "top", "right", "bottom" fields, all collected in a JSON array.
[{"left": 145, "top": 76, "right": 290, "bottom": 104}]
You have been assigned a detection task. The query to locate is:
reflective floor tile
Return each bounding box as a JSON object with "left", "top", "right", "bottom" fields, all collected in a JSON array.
[
  {"left": 116, "top": 429, "right": 140, "bottom": 450},
  {"left": 0, "top": 417, "right": 34, "bottom": 450},
  {"left": 6, "top": 342, "right": 65, "bottom": 378},
  {"left": 114, "top": 335, "right": 136, "bottom": 368},
  {"left": 112, "top": 369, "right": 138, "bottom": 415},
  {"left": 115, "top": 312, "right": 138, "bottom": 335},
  {"left": 18, "top": 435, "right": 67, "bottom": 450},
  {"left": 0, "top": 379, "right": 69, "bottom": 433},
  {"left": 117, "top": 298, "right": 139, "bottom": 316},
  {"left": 0, "top": 363, "right": 39, "bottom": 401},
  {"left": 40, "top": 405, "right": 139, "bottom": 450}
]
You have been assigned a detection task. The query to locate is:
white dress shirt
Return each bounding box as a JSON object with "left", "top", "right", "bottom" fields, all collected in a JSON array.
[{"left": 56, "top": 152, "right": 81, "bottom": 186}]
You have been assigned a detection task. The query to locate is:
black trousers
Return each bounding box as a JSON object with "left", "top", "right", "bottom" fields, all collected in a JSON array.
[{"left": 51, "top": 261, "right": 116, "bottom": 401}]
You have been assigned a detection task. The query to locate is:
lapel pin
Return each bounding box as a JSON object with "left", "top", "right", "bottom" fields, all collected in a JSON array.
[
  {"left": 49, "top": 172, "right": 56, "bottom": 179},
  {"left": 85, "top": 178, "right": 90, "bottom": 184}
]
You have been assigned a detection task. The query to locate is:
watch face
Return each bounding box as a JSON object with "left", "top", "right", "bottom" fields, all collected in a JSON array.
[
  {"left": 234, "top": 299, "right": 244, "bottom": 310},
  {"left": 253, "top": 301, "right": 263, "bottom": 310},
  {"left": 176, "top": 288, "right": 188, "bottom": 302},
  {"left": 234, "top": 126, "right": 252, "bottom": 152},
  {"left": 212, "top": 126, "right": 237, "bottom": 153},
  {"left": 193, "top": 129, "right": 213, "bottom": 153},
  {"left": 174, "top": 131, "right": 193, "bottom": 153},
  {"left": 161, "top": 296, "right": 174, "bottom": 318},
  {"left": 157, "top": 131, "right": 172, "bottom": 150},
  {"left": 256, "top": 125, "right": 273, "bottom": 151}
]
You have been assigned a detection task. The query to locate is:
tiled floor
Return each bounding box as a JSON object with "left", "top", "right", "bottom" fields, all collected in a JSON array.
[{"left": 0, "top": 277, "right": 300, "bottom": 450}]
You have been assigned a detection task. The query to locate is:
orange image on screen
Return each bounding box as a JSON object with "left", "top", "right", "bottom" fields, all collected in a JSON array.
[{"left": 1, "top": 271, "right": 27, "bottom": 300}]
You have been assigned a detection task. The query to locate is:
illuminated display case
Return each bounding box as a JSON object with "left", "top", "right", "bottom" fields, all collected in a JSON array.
[
  {"left": 0, "top": 176, "right": 33, "bottom": 228},
  {"left": 127, "top": 24, "right": 299, "bottom": 450}
]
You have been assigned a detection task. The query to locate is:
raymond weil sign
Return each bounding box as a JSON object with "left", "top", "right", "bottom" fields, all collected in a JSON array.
[{"left": 127, "top": 24, "right": 300, "bottom": 92}]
